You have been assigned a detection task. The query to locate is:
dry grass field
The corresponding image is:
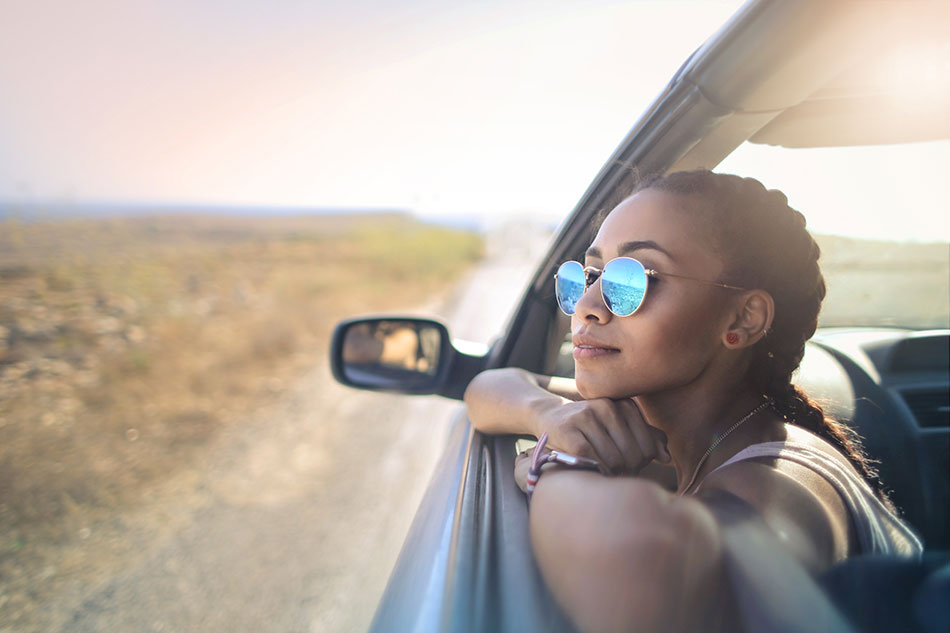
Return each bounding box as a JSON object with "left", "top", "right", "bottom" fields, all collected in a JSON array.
[{"left": 0, "top": 213, "right": 483, "bottom": 598}]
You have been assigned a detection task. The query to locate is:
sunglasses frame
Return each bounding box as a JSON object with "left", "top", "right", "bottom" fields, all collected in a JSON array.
[{"left": 554, "top": 256, "right": 747, "bottom": 317}]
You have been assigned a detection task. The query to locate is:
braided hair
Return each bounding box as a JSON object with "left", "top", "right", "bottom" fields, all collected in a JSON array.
[{"left": 632, "top": 170, "right": 892, "bottom": 507}]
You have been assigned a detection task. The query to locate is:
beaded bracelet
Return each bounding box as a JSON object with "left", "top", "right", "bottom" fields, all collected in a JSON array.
[{"left": 526, "top": 431, "right": 601, "bottom": 502}]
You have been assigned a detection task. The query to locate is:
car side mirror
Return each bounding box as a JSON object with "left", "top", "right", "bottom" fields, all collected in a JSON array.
[{"left": 330, "top": 316, "right": 485, "bottom": 398}]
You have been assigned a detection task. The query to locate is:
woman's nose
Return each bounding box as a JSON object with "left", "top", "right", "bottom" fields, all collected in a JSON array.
[{"left": 573, "top": 277, "right": 611, "bottom": 323}]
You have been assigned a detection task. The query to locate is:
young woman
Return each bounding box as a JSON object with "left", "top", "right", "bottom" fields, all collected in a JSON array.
[{"left": 463, "top": 170, "right": 921, "bottom": 633}]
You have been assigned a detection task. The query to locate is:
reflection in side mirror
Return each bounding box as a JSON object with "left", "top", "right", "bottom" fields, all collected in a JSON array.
[{"left": 331, "top": 317, "right": 451, "bottom": 394}]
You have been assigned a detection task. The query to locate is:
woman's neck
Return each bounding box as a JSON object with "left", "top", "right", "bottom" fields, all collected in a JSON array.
[{"left": 636, "top": 382, "right": 768, "bottom": 493}]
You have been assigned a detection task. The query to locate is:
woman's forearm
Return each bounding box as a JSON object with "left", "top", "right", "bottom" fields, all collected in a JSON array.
[
  {"left": 463, "top": 368, "right": 575, "bottom": 437},
  {"left": 465, "top": 369, "right": 670, "bottom": 474}
]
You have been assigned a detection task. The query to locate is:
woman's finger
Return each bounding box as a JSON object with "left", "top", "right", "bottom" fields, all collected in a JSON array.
[
  {"left": 589, "top": 399, "right": 646, "bottom": 473},
  {"left": 621, "top": 401, "right": 660, "bottom": 466},
  {"left": 649, "top": 426, "right": 671, "bottom": 463},
  {"left": 549, "top": 424, "right": 599, "bottom": 460},
  {"left": 617, "top": 399, "right": 670, "bottom": 465},
  {"left": 575, "top": 405, "right": 627, "bottom": 473}
]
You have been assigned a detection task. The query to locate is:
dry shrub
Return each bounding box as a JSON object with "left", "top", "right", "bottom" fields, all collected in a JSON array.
[{"left": 0, "top": 213, "right": 483, "bottom": 576}]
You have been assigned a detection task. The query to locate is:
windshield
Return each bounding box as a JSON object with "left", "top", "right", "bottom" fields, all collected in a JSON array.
[{"left": 717, "top": 140, "right": 950, "bottom": 330}]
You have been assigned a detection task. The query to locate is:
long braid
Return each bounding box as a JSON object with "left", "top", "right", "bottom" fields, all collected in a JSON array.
[{"left": 636, "top": 170, "right": 893, "bottom": 508}]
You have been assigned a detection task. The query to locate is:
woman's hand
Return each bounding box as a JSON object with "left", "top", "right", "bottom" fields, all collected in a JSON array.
[
  {"left": 465, "top": 367, "right": 669, "bottom": 480},
  {"left": 533, "top": 397, "right": 670, "bottom": 475},
  {"left": 515, "top": 450, "right": 532, "bottom": 492}
]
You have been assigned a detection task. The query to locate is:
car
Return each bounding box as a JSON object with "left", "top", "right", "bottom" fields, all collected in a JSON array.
[{"left": 330, "top": 2, "right": 950, "bottom": 632}]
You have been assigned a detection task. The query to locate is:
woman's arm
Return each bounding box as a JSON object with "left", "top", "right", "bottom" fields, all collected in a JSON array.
[
  {"left": 529, "top": 470, "right": 725, "bottom": 633},
  {"left": 463, "top": 367, "right": 571, "bottom": 437},
  {"left": 465, "top": 368, "right": 670, "bottom": 474},
  {"left": 529, "top": 462, "right": 849, "bottom": 633}
]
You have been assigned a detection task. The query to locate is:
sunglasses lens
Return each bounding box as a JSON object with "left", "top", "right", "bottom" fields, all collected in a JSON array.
[
  {"left": 555, "top": 261, "right": 585, "bottom": 315},
  {"left": 602, "top": 258, "right": 647, "bottom": 316}
]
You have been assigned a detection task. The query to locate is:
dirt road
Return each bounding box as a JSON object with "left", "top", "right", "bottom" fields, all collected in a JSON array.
[{"left": 39, "top": 223, "right": 549, "bottom": 633}]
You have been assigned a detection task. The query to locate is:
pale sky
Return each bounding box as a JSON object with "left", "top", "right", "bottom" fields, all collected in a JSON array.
[
  {"left": 0, "top": 0, "right": 742, "bottom": 217},
  {"left": 1, "top": 0, "right": 947, "bottom": 241}
]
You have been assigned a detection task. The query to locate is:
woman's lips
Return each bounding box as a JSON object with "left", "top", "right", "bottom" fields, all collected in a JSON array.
[
  {"left": 571, "top": 333, "right": 620, "bottom": 359},
  {"left": 573, "top": 344, "right": 620, "bottom": 359}
]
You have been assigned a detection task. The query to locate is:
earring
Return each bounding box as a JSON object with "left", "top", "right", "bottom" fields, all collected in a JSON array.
[{"left": 726, "top": 332, "right": 739, "bottom": 345}]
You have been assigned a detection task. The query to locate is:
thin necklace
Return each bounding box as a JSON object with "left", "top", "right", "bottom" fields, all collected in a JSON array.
[{"left": 678, "top": 401, "right": 771, "bottom": 496}]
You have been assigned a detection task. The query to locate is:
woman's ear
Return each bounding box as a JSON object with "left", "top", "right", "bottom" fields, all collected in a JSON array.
[{"left": 723, "top": 290, "right": 774, "bottom": 349}]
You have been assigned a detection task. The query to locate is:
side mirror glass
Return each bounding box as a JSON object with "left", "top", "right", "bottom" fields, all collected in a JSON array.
[{"left": 330, "top": 317, "right": 451, "bottom": 394}]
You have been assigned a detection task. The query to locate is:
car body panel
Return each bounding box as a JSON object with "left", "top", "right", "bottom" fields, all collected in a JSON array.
[{"left": 369, "top": 410, "right": 578, "bottom": 633}]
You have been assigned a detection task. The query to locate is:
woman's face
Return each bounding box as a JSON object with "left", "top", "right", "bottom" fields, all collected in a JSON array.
[{"left": 572, "top": 189, "right": 737, "bottom": 400}]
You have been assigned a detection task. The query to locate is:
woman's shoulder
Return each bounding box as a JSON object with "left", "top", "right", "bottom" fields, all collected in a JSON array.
[
  {"left": 699, "top": 427, "right": 856, "bottom": 572},
  {"left": 720, "top": 422, "right": 848, "bottom": 459},
  {"left": 709, "top": 423, "right": 863, "bottom": 484},
  {"left": 781, "top": 423, "right": 852, "bottom": 459}
]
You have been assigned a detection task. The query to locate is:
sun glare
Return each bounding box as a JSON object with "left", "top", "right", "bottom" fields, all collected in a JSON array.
[{"left": 718, "top": 140, "right": 950, "bottom": 243}]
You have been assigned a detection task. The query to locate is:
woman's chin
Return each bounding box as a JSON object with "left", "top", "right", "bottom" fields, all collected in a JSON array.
[{"left": 575, "top": 374, "right": 630, "bottom": 401}]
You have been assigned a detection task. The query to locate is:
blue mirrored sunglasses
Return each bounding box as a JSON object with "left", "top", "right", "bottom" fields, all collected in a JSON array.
[{"left": 554, "top": 257, "right": 747, "bottom": 317}]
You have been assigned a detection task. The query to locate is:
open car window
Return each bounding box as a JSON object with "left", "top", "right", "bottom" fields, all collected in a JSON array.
[{"left": 718, "top": 140, "right": 950, "bottom": 331}]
